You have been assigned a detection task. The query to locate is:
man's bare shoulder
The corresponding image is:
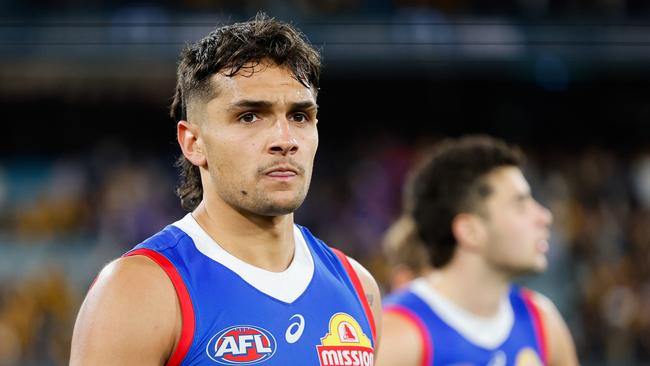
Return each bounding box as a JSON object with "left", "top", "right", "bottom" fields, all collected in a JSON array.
[
  {"left": 95, "top": 255, "right": 171, "bottom": 290},
  {"left": 528, "top": 291, "right": 579, "bottom": 366},
  {"left": 345, "top": 257, "right": 383, "bottom": 345},
  {"left": 70, "top": 255, "right": 181, "bottom": 366},
  {"left": 375, "top": 309, "right": 423, "bottom": 366},
  {"left": 346, "top": 257, "right": 381, "bottom": 308}
]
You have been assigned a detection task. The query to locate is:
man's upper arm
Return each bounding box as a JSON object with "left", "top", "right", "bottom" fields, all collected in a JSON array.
[
  {"left": 70, "top": 255, "right": 180, "bottom": 366},
  {"left": 532, "top": 292, "right": 579, "bottom": 366},
  {"left": 375, "top": 310, "right": 422, "bottom": 366},
  {"left": 346, "top": 257, "right": 383, "bottom": 351}
]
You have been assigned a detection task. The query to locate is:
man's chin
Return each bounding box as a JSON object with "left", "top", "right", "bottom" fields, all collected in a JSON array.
[
  {"left": 523, "top": 262, "right": 547, "bottom": 276},
  {"left": 258, "top": 204, "right": 300, "bottom": 216},
  {"left": 534, "top": 256, "right": 548, "bottom": 272},
  {"left": 255, "top": 195, "right": 305, "bottom": 216},
  {"left": 509, "top": 261, "right": 547, "bottom": 277}
]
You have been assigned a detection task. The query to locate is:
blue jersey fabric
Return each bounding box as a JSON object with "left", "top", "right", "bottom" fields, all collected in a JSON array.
[
  {"left": 384, "top": 284, "right": 545, "bottom": 366},
  {"left": 127, "top": 221, "right": 375, "bottom": 366}
]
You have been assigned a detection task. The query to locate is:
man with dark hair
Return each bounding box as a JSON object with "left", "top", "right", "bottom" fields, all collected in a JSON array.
[
  {"left": 71, "top": 14, "right": 380, "bottom": 365},
  {"left": 377, "top": 136, "right": 578, "bottom": 366}
]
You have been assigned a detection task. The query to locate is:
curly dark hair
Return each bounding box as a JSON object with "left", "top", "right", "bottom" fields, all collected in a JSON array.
[
  {"left": 170, "top": 13, "right": 321, "bottom": 211},
  {"left": 407, "top": 135, "right": 523, "bottom": 268}
]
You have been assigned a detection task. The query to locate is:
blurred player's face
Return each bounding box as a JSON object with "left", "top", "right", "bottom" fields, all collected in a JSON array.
[
  {"left": 479, "top": 166, "right": 553, "bottom": 276},
  {"left": 197, "top": 62, "right": 318, "bottom": 216}
]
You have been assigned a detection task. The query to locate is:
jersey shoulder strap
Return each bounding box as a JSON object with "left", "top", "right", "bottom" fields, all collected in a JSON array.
[
  {"left": 329, "top": 247, "right": 377, "bottom": 342},
  {"left": 518, "top": 287, "right": 548, "bottom": 365}
]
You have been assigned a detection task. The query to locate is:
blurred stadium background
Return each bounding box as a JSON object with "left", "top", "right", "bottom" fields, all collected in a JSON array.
[{"left": 2, "top": 1, "right": 650, "bottom": 365}]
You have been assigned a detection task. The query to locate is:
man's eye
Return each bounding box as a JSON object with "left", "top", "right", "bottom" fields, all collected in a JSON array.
[
  {"left": 239, "top": 113, "right": 259, "bottom": 123},
  {"left": 291, "top": 113, "right": 309, "bottom": 123}
]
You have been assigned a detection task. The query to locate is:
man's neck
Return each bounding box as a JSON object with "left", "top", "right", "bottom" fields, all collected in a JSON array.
[
  {"left": 425, "top": 257, "right": 511, "bottom": 318},
  {"left": 191, "top": 200, "right": 296, "bottom": 273}
]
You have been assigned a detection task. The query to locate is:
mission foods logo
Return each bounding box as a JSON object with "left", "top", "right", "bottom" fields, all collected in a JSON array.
[
  {"left": 317, "top": 313, "right": 374, "bottom": 366},
  {"left": 206, "top": 325, "right": 276, "bottom": 365}
]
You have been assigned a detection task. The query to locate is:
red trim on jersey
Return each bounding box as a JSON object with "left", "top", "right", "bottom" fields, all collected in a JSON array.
[
  {"left": 521, "top": 289, "right": 548, "bottom": 365},
  {"left": 125, "top": 249, "right": 195, "bottom": 366},
  {"left": 330, "top": 248, "right": 377, "bottom": 343},
  {"left": 88, "top": 276, "right": 98, "bottom": 291},
  {"left": 384, "top": 305, "right": 433, "bottom": 366}
]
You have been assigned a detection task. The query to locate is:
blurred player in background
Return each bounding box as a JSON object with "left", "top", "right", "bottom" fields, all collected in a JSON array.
[
  {"left": 378, "top": 135, "right": 578, "bottom": 366},
  {"left": 382, "top": 214, "right": 431, "bottom": 291},
  {"left": 70, "top": 14, "right": 380, "bottom": 366}
]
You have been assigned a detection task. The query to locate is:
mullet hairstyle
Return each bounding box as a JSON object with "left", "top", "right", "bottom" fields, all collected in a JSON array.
[
  {"left": 170, "top": 13, "right": 321, "bottom": 211},
  {"left": 406, "top": 135, "right": 523, "bottom": 268}
]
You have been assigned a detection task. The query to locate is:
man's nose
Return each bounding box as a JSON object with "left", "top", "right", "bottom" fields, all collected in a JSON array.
[
  {"left": 268, "top": 117, "right": 298, "bottom": 156},
  {"left": 538, "top": 201, "right": 553, "bottom": 226}
]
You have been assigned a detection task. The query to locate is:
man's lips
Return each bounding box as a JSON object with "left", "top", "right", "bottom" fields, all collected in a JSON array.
[
  {"left": 266, "top": 169, "right": 297, "bottom": 177},
  {"left": 537, "top": 239, "right": 549, "bottom": 253},
  {"left": 262, "top": 165, "right": 300, "bottom": 178}
]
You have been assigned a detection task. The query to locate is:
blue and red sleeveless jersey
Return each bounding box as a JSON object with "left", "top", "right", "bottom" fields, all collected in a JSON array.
[
  {"left": 384, "top": 279, "right": 547, "bottom": 366},
  {"left": 125, "top": 214, "right": 376, "bottom": 366}
]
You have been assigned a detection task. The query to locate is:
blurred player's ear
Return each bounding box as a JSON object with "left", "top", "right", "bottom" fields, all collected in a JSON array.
[
  {"left": 177, "top": 120, "right": 207, "bottom": 167},
  {"left": 452, "top": 213, "right": 487, "bottom": 251}
]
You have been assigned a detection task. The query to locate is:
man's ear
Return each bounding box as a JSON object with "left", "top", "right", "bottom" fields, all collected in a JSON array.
[
  {"left": 451, "top": 213, "right": 487, "bottom": 251},
  {"left": 177, "top": 121, "right": 207, "bottom": 167}
]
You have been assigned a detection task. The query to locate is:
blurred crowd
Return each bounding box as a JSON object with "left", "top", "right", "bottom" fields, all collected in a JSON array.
[
  {"left": 0, "top": 142, "right": 184, "bottom": 365},
  {"left": 1, "top": 137, "right": 650, "bottom": 365}
]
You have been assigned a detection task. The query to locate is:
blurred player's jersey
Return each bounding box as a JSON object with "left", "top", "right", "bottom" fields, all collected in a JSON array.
[
  {"left": 384, "top": 279, "right": 547, "bottom": 366},
  {"left": 125, "top": 213, "right": 376, "bottom": 366}
]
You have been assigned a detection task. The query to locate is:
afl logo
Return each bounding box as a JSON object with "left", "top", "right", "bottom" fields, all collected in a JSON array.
[{"left": 206, "top": 325, "right": 277, "bottom": 365}]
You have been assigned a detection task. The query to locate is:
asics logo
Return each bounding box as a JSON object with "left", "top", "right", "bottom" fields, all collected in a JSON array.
[
  {"left": 285, "top": 314, "right": 305, "bottom": 344},
  {"left": 488, "top": 351, "right": 506, "bottom": 366}
]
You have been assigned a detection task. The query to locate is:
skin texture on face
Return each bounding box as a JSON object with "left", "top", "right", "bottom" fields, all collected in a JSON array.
[
  {"left": 478, "top": 166, "right": 553, "bottom": 277},
  {"left": 191, "top": 62, "right": 319, "bottom": 217}
]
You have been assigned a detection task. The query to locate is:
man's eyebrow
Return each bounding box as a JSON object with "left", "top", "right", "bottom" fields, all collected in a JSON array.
[
  {"left": 225, "top": 100, "right": 318, "bottom": 113},
  {"left": 289, "top": 101, "right": 318, "bottom": 112},
  {"left": 227, "top": 100, "right": 274, "bottom": 112}
]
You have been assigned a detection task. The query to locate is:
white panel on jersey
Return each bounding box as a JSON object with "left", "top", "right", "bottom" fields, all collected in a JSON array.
[
  {"left": 410, "top": 278, "right": 514, "bottom": 349},
  {"left": 173, "top": 213, "right": 314, "bottom": 304}
]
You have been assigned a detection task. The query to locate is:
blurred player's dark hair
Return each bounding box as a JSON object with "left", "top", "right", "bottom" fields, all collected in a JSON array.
[
  {"left": 170, "top": 12, "right": 321, "bottom": 211},
  {"left": 406, "top": 135, "right": 523, "bottom": 268}
]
